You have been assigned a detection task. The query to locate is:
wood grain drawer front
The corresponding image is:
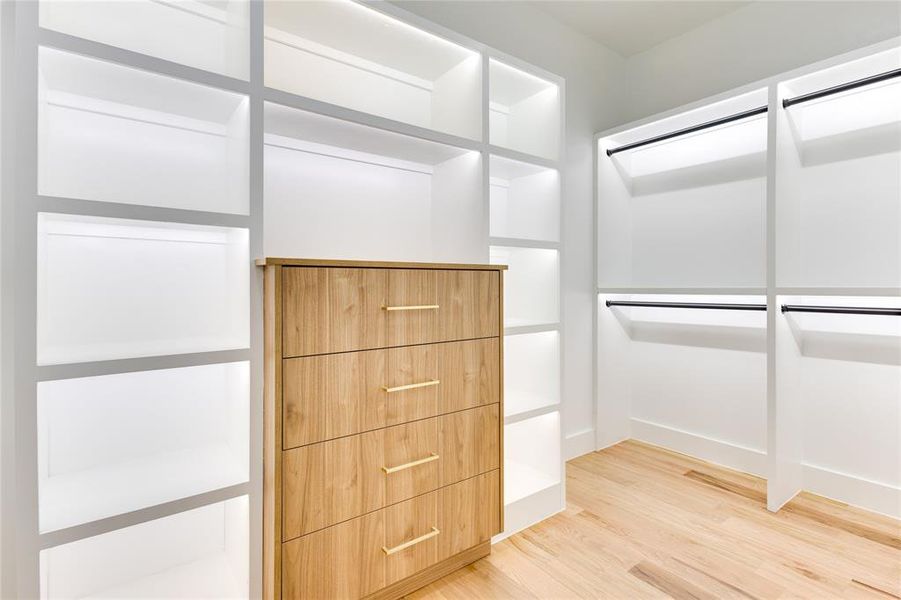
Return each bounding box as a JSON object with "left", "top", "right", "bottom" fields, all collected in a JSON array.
[
  {"left": 282, "top": 267, "right": 387, "bottom": 358},
  {"left": 281, "top": 472, "right": 499, "bottom": 599},
  {"left": 436, "top": 270, "right": 499, "bottom": 342},
  {"left": 384, "top": 490, "right": 440, "bottom": 586},
  {"left": 283, "top": 339, "right": 499, "bottom": 448},
  {"left": 282, "top": 430, "right": 385, "bottom": 541},
  {"left": 282, "top": 407, "right": 497, "bottom": 540},
  {"left": 438, "top": 404, "right": 500, "bottom": 487},
  {"left": 385, "top": 270, "right": 499, "bottom": 346},
  {"left": 385, "top": 269, "right": 439, "bottom": 347},
  {"left": 436, "top": 338, "right": 499, "bottom": 415},
  {"left": 282, "top": 349, "right": 386, "bottom": 449},
  {"left": 384, "top": 343, "right": 440, "bottom": 427},
  {"left": 438, "top": 470, "right": 501, "bottom": 559},
  {"left": 282, "top": 267, "right": 500, "bottom": 357},
  {"left": 282, "top": 508, "right": 386, "bottom": 600},
  {"left": 282, "top": 419, "right": 439, "bottom": 540},
  {"left": 384, "top": 419, "right": 440, "bottom": 505}
]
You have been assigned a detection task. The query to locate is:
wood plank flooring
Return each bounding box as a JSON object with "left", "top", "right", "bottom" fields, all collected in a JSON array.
[{"left": 410, "top": 440, "right": 901, "bottom": 599}]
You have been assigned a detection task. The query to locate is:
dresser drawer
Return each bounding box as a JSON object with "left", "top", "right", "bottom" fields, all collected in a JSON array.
[
  {"left": 281, "top": 471, "right": 500, "bottom": 600},
  {"left": 283, "top": 338, "right": 500, "bottom": 449},
  {"left": 282, "top": 267, "right": 499, "bottom": 357},
  {"left": 438, "top": 404, "right": 500, "bottom": 487},
  {"left": 282, "top": 405, "right": 499, "bottom": 541},
  {"left": 385, "top": 269, "right": 500, "bottom": 347},
  {"left": 282, "top": 267, "right": 387, "bottom": 357}
]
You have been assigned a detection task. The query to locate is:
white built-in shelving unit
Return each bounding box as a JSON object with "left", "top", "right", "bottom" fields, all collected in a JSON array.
[
  {"left": 596, "top": 39, "right": 901, "bottom": 519},
  {"left": 4, "top": 0, "right": 257, "bottom": 595},
  {"left": 1, "top": 0, "right": 565, "bottom": 596},
  {"left": 486, "top": 60, "right": 564, "bottom": 538}
]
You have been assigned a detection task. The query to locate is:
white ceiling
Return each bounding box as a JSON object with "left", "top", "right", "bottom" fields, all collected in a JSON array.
[{"left": 532, "top": 1, "right": 751, "bottom": 57}]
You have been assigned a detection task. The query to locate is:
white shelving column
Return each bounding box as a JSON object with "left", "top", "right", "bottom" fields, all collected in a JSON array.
[
  {"left": 772, "top": 43, "right": 901, "bottom": 516},
  {"left": 3, "top": 1, "right": 260, "bottom": 597},
  {"left": 487, "top": 58, "right": 565, "bottom": 537},
  {"left": 595, "top": 90, "right": 770, "bottom": 478}
]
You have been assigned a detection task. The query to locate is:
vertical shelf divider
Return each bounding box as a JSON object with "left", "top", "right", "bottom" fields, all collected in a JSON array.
[
  {"left": 247, "top": 0, "right": 265, "bottom": 597},
  {"left": 8, "top": 0, "right": 42, "bottom": 596},
  {"left": 487, "top": 49, "right": 566, "bottom": 540},
  {"left": 767, "top": 83, "right": 803, "bottom": 511}
]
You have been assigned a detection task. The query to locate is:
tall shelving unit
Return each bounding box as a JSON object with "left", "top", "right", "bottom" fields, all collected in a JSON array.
[
  {"left": 4, "top": 1, "right": 260, "bottom": 598},
  {"left": 595, "top": 39, "right": 900, "bottom": 518},
  {"left": 487, "top": 60, "right": 565, "bottom": 537},
  {"left": 771, "top": 43, "right": 901, "bottom": 515},
  {"left": 1, "top": 1, "right": 566, "bottom": 596}
]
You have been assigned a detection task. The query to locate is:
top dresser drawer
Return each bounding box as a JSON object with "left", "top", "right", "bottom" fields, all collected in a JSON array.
[{"left": 282, "top": 267, "right": 500, "bottom": 357}]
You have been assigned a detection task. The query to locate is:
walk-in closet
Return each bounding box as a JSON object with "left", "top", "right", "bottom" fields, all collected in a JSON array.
[{"left": 1, "top": 1, "right": 898, "bottom": 599}]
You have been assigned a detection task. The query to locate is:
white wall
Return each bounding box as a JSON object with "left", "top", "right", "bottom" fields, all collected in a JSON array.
[
  {"left": 391, "top": 0, "right": 628, "bottom": 460},
  {"left": 624, "top": 1, "right": 901, "bottom": 121}
]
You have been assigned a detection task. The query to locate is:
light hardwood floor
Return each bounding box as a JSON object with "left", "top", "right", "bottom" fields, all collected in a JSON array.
[{"left": 410, "top": 440, "right": 901, "bottom": 599}]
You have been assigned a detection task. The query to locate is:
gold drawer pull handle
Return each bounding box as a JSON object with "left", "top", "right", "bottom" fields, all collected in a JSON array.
[
  {"left": 382, "top": 527, "right": 440, "bottom": 555},
  {"left": 382, "top": 453, "right": 439, "bottom": 474},
  {"left": 382, "top": 304, "right": 439, "bottom": 311},
  {"left": 382, "top": 379, "right": 440, "bottom": 394}
]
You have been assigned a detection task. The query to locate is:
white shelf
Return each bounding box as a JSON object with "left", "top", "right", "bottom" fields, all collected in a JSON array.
[
  {"left": 39, "top": 0, "right": 250, "bottom": 80},
  {"left": 597, "top": 89, "right": 768, "bottom": 290},
  {"left": 777, "top": 47, "right": 901, "bottom": 290},
  {"left": 504, "top": 323, "right": 560, "bottom": 336},
  {"left": 264, "top": 103, "right": 483, "bottom": 263},
  {"left": 37, "top": 213, "right": 249, "bottom": 365},
  {"left": 504, "top": 330, "right": 560, "bottom": 419},
  {"left": 599, "top": 287, "right": 768, "bottom": 295},
  {"left": 264, "top": 0, "right": 481, "bottom": 140},
  {"left": 504, "top": 411, "right": 561, "bottom": 505},
  {"left": 504, "top": 404, "right": 561, "bottom": 426},
  {"left": 498, "top": 481, "right": 563, "bottom": 542},
  {"left": 490, "top": 246, "right": 559, "bottom": 329},
  {"left": 38, "top": 48, "right": 249, "bottom": 215},
  {"left": 489, "top": 59, "right": 560, "bottom": 160},
  {"left": 38, "top": 362, "right": 249, "bottom": 533},
  {"left": 779, "top": 294, "right": 901, "bottom": 340},
  {"left": 489, "top": 155, "right": 559, "bottom": 243},
  {"left": 40, "top": 496, "right": 248, "bottom": 599},
  {"left": 777, "top": 287, "right": 901, "bottom": 297}
]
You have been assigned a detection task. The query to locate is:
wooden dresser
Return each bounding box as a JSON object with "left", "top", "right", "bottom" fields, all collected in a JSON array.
[{"left": 260, "top": 258, "right": 506, "bottom": 600}]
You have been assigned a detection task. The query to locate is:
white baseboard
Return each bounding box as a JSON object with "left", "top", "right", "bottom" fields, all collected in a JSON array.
[
  {"left": 803, "top": 463, "right": 901, "bottom": 519},
  {"left": 630, "top": 418, "right": 767, "bottom": 478},
  {"left": 564, "top": 428, "right": 596, "bottom": 460}
]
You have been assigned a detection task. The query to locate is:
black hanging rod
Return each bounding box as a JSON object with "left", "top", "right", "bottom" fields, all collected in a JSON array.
[
  {"left": 781, "top": 304, "right": 901, "bottom": 316},
  {"left": 783, "top": 67, "right": 901, "bottom": 108},
  {"left": 606, "top": 105, "right": 768, "bottom": 157},
  {"left": 606, "top": 300, "right": 766, "bottom": 312}
]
